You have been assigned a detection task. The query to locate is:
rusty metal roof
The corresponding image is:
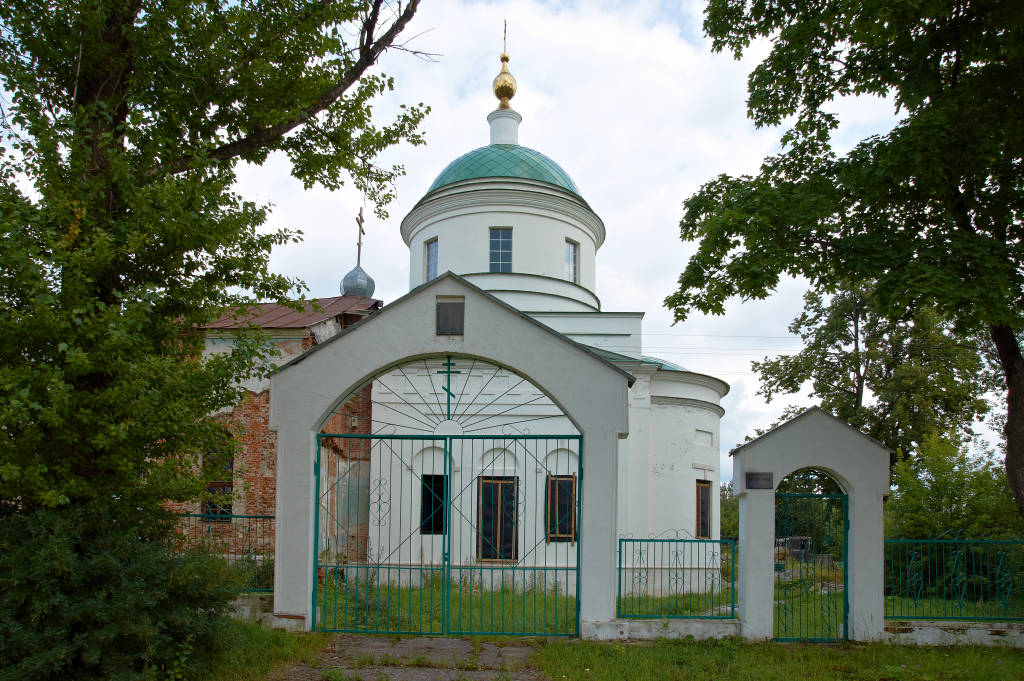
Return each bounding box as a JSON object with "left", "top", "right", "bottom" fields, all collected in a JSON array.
[{"left": 204, "top": 296, "right": 381, "bottom": 330}]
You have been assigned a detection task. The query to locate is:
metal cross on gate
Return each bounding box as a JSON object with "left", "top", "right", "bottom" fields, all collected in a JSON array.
[{"left": 437, "top": 355, "right": 460, "bottom": 419}]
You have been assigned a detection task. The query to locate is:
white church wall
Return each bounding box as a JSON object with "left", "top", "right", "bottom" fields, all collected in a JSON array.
[
  {"left": 479, "top": 289, "right": 597, "bottom": 313},
  {"left": 462, "top": 272, "right": 601, "bottom": 309},
  {"left": 402, "top": 184, "right": 601, "bottom": 296},
  {"left": 364, "top": 359, "right": 582, "bottom": 591},
  {"left": 529, "top": 310, "right": 643, "bottom": 359},
  {"left": 650, "top": 371, "right": 730, "bottom": 406},
  {"left": 613, "top": 367, "right": 729, "bottom": 602}
]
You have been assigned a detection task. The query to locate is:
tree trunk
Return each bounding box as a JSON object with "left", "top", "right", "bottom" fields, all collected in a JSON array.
[{"left": 991, "top": 324, "right": 1024, "bottom": 518}]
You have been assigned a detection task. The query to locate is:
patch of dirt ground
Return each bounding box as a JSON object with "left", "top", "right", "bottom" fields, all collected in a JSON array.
[{"left": 269, "top": 635, "right": 545, "bottom": 681}]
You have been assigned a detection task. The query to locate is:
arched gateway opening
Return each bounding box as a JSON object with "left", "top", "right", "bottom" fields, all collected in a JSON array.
[
  {"left": 312, "top": 355, "right": 581, "bottom": 635},
  {"left": 772, "top": 468, "right": 848, "bottom": 641}
]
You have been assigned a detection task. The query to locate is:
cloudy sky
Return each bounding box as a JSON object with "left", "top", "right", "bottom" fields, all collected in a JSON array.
[{"left": 234, "top": 0, "right": 899, "bottom": 481}]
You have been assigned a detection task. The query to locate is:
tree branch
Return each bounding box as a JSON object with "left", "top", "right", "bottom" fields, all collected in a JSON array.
[{"left": 155, "top": 0, "right": 419, "bottom": 177}]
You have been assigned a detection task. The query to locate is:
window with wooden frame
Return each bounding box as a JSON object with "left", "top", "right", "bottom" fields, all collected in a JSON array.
[
  {"left": 477, "top": 476, "right": 518, "bottom": 561},
  {"left": 695, "top": 479, "right": 711, "bottom": 539},
  {"left": 420, "top": 474, "right": 446, "bottom": 535},
  {"left": 545, "top": 474, "right": 577, "bottom": 542}
]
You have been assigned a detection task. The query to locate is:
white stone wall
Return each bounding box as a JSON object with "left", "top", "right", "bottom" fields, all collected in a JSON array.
[{"left": 618, "top": 368, "right": 728, "bottom": 542}]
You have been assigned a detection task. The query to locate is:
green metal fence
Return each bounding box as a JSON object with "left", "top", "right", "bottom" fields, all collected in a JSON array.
[
  {"left": 774, "top": 493, "right": 849, "bottom": 642},
  {"left": 884, "top": 537, "right": 1024, "bottom": 621},
  {"left": 313, "top": 433, "right": 581, "bottom": 636},
  {"left": 178, "top": 513, "right": 275, "bottom": 592},
  {"left": 616, "top": 537, "right": 736, "bottom": 619}
]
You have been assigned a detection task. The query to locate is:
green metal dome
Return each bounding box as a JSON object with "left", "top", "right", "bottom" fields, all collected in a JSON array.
[{"left": 425, "top": 144, "right": 582, "bottom": 197}]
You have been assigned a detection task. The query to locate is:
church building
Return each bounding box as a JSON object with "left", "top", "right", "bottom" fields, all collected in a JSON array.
[{"left": 204, "top": 52, "right": 729, "bottom": 636}]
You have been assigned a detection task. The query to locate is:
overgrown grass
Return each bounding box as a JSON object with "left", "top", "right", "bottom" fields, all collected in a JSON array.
[
  {"left": 774, "top": 585, "right": 845, "bottom": 640},
  {"left": 532, "top": 638, "right": 1024, "bottom": 681},
  {"left": 885, "top": 594, "right": 1024, "bottom": 621},
  {"left": 616, "top": 587, "right": 736, "bottom": 618},
  {"left": 200, "top": 619, "right": 329, "bottom": 681},
  {"left": 315, "top": 569, "right": 577, "bottom": 635}
]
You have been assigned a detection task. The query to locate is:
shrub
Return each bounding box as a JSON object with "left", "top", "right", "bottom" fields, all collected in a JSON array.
[{"left": 0, "top": 502, "right": 242, "bottom": 681}]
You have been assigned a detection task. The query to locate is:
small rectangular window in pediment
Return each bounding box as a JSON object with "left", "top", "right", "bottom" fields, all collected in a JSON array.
[{"left": 436, "top": 297, "right": 465, "bottom": 336}]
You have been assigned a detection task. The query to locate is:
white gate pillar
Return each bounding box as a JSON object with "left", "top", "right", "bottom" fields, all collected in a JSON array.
[
  {"left": 578, "top": 427, "right": 625, "bottom": 638},
  {"left": 735, "top": 486, "right": 775, "bottom": 640}
]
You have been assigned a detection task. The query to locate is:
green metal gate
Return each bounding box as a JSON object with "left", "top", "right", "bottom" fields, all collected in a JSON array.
[
  {"left": 773, "top": 492, "right": 849, "bottom": 641},
  {"left": 313, "top": 433, "right": 582, "bottom": 636}
]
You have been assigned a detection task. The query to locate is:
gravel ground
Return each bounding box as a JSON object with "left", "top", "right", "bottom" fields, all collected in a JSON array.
[{"left": 269, "top": 635, "right": 546, "bottom": 681}]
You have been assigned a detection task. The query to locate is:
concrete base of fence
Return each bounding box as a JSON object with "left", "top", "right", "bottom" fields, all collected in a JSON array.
[
  {"left": 885, "top": 620, "right": 1024, "bottom": 647},
  {"left": 581, "top": 619, "right": 740, "bottom": 640},
  {"left": 229, "top": 593, "right": 274, "bottom": 624}
]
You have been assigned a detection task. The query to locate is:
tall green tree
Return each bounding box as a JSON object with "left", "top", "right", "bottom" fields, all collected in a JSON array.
[
  {"left": 0, "top": 2, "right": 426, "bottom": 677},
  {"left": 0, "top": 0, "right": 426, "bottom": 511},
  {"left": 753, "top": 284, "right": 1000, "bottom": 458},
  {"left": 886, "top": 433, "right": 1024, "bottom": 539},
  {"left": 665, "top": 1, "right": 1024, "bottom": 515}
]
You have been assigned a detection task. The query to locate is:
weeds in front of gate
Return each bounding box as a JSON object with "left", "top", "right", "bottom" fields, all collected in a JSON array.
[
  {"left": 201, "top": 619, "right": 328, "bottom": 681},
  {"left": 531, "top": 638, "right": 1024, "bottom": 681},
  {"left": 315, "top": 568, "right": 577, "bottom": 635}
]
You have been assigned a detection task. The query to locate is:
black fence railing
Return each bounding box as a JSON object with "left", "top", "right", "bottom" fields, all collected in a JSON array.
[{"left": 177, "top": 513, "right": 275, "bottom": 593}]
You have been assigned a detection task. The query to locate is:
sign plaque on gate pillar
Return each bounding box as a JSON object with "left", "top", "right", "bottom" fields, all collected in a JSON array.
[{"left": 745, "top": 472, "right": 773, "bottom": 490}]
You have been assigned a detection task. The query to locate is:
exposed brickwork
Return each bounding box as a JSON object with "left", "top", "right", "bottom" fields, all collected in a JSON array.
[
  {"left": 172, "top": 302, "right": 380, "bottom": 558},
  {"left": 229, "top": 389, "right": 277, "bottom": 516},
  {"left": 319, "top": 384, "right": 373, "bottom": 561}
]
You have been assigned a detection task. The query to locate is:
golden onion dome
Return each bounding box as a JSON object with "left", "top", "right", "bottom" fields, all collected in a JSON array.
[{"left": 492, "top": 52, "right": 517, "bottom": 109}]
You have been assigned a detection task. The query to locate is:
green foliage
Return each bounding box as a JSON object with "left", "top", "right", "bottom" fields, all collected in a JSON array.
[
  {"left": 0, "top": 503, "right": 241, "bottom": 681},
  {"left": 0, "top": 2, "right": 425, "bottom": 678},
  {"left": 775, "top": 468, "right": 843, "bottom": 495},
  {"left": 0, "top": 0, "right": 427, "bottom": 511},
  {"left": 886, "top": 433, "right": 1024, "bottom": 539},
  {"left": 719, "top": 481, "right": 738, "bottom": 538},
  {"left": 753, "top": 285, "right": 999, "bottom": 458},
  {"left": 668, "top": 0, "right": 1024, "bottom": 514}
]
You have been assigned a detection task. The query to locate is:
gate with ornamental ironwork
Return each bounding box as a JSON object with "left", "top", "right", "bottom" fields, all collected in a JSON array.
[
  {"left": 773, "top": 492, "right": 849, "bottom": 641},
  {"left": 311, "top": 356, "right": 581, "bottom": 636}
]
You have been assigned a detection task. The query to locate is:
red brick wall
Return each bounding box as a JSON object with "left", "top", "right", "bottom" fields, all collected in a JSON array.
[
  {"left": 230, "top": 389, "right": 277, "bottom": 516},
  {"left": 173, "top": 312, "right": 379, "bottom": 530}
]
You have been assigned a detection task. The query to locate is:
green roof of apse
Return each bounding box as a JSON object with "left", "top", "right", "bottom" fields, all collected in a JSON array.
[{"left": 426, "top": 144, "right": 582, "bottom": 197}]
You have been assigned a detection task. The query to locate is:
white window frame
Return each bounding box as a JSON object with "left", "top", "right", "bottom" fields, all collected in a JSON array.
[
  {"left": 489, "top": 227, "right": 512, "bottom": 273},
  {"left": 564, "top": 239, "right": 579, "bottom": 284},
  {"left": 425, "top": 238, "right": 438, "bottom": 281}
]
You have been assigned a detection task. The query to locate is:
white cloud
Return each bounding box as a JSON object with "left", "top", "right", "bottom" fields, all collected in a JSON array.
[{"left": 233, "top": 0, "right": 900, "bottom": 480}]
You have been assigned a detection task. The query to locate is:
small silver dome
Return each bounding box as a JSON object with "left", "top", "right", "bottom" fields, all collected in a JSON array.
[{"left": 340, "top": 264, "right": 375, "bottom": 298}]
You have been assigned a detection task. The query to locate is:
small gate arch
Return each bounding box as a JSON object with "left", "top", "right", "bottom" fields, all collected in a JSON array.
[{"left": 731, "top": 407, "right": 890, "bottom": 641}]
